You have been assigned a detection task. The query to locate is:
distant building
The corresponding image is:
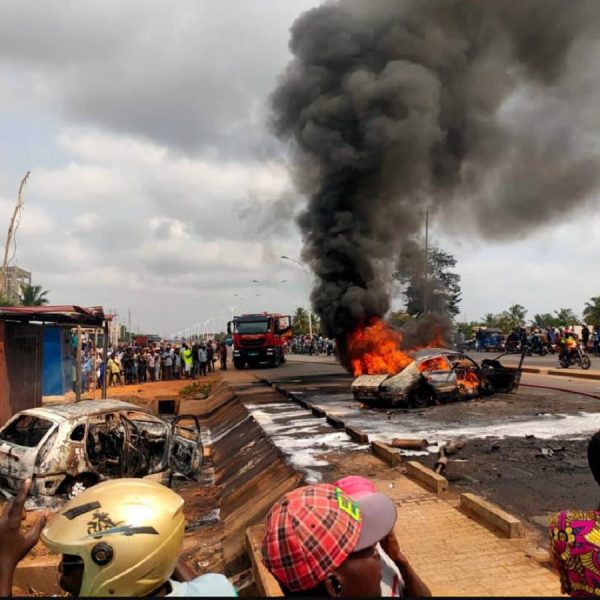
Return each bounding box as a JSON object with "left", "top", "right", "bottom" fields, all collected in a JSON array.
[{"left": 4, "top": 266, "right": 31, "bottom": 304}]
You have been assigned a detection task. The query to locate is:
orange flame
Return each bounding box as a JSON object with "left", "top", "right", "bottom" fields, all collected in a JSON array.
[
  {"left": 347, "top": 317, "right": 445, "bottom": 377},
  {"left": 417, "top": 356, "right": 449, "bottom": 373},
  {"left": 348, "top": 318, "right": 413, "bottom": 377},
  {"left": 457, "top": 370, "right": 480, "bottom": 395}
]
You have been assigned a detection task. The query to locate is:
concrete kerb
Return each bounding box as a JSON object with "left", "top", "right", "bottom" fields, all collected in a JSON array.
[
  {"left": 371, "top": 440, "right": 402, "bottom": 466},
  {"left": 547, "top": 368, "right": 600, "bottom": 380},
  {"left": 405, "top": 460, "right": 449, "bottom": 494},
  {"left": 460, "top": 492, "right": 525, "bottom": 538},
  {"left": 326, "top": 414, "right": 345, "bottom": 429},
  {"left": 346, "top": 424, "right": 369, "bottom": 444}
]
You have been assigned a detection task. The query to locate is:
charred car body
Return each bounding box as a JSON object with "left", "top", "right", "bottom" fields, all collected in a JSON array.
[
  {"left": 352, "top": 348, "right": 521, "bottom": 408},
  {"left": 0, "top": 400, "right": 202, "bottom": 497}
]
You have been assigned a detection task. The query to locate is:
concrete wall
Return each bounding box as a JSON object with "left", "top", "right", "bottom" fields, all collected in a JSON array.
[{"left": 193, "top": 381, "right": 302, "bottom": 567}]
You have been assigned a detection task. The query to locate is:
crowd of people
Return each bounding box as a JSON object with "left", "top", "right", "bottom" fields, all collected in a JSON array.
[
  {"left": 473, "top": 324, "right": 600, "bottom": 356},
  {"left": 3, "top": 428, "right": 600, "bottom": 597},
  {"left": 74, "top": 336, "right": 232, "bottom": 392},
  {"left": 290, "top": 334, "right": 335, "bottom": 355}
]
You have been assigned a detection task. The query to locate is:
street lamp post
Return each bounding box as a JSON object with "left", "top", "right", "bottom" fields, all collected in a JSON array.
[{"left": 281, "top": 256, "right": 313, "bottom": 338}]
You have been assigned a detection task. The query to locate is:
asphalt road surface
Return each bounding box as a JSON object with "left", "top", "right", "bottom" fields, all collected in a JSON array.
[{"left": 243, "top": 354, "right": 600, "bottom": 532}]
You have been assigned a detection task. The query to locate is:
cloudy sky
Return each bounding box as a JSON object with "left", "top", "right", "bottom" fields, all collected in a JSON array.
[{"left": 0, "top": 1, "right": 598, "bottom": 336}]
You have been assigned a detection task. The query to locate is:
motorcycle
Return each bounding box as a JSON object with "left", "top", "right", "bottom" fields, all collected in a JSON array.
[{"left": 559, "top": 345, "right": 591, "bottom": 370}]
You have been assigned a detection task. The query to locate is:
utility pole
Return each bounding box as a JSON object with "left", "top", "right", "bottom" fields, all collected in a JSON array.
[
  {"left": 1, "top": 171, "right": 30, "bottom": 298},
  {"left": 423, "top": 211, "right": 430, "bottom": 314}
]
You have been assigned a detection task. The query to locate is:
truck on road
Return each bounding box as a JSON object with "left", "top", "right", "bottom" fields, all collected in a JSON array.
[{"left": 227, "top": 312, "right": 292, "bottom": 369}]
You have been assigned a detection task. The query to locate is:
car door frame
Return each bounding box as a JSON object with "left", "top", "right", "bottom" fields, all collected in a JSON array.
[{"left": 168, "top": 415, "right": 203, "bottom": 479}]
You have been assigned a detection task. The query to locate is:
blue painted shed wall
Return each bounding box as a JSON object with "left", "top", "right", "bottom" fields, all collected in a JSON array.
[{"left": 42, "top": 327, "right": 71, "bottom": 395}]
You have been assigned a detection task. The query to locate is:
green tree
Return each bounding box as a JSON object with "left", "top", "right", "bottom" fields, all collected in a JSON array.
[
  {"left": 397, "top": 247, "right": 462, "bottom": 319},
  {"left": 554, "top": 308, "right": 579, "bottom": 326},
  {"left": 482, "top": 313, "right": 498, "bottom": 328},
  {"left": 530, "top": 313, "right": 557, "bottom": 328},
  {"left": 292, "top": 307, "right": 320, "bottom": 335},
  {"left": 501, "top": 304, "right": 527, "bottom": 329},
  {"left": 19, "top": 284, "right": 49, "bottom": 306},
  {"left": 583, "top": 297, "right": 600, "bottom": 325},
  {"left": 456, "top": 321, "right": 481, "bottom": 338}
]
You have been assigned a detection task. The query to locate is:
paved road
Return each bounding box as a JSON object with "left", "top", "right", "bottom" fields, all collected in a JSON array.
[{"left": 243, "top": 354, "right": 600, "bottom": 531}]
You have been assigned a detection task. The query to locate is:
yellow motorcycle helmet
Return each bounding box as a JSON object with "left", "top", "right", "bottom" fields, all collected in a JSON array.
[{"left": 41, "top": 478, "right": 185, "bottom": 596}]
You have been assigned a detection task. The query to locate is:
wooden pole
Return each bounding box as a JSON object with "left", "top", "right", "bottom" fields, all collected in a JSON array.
[
  {"left": 102, "top": 321, "right": 108, "bottom": 399},
  {"left": 0, "top": 172, "right": 30, "bottom": 298},
  {"left": 75, "top": 325, "right": 82, "bottom": 402}
]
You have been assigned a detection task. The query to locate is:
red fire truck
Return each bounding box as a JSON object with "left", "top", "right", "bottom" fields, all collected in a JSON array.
[{"left": 227, "top": 312, "right": 292, "bottom": 369}]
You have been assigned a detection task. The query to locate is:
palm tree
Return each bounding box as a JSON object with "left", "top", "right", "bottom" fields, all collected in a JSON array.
[
  {"left": 583, "top": 297, "right": 600, "bottom": 325},
  {"left": 19, "top": 284, "right": 49, "bottom": 306},
  {"left": 530, "top": 313, "right": 556, "bottom": 328},
  {"left": 502, "top": 304, "right": 527, "bottom": 329},
  {"left": 482, "top": 313, "right": 497, "bottom": 328},
  {"left": 292, "top": 307, "right": 309, "bottom": 335},
  {"left": 554, "top": 308, "right": 579, "bottom": 327}
]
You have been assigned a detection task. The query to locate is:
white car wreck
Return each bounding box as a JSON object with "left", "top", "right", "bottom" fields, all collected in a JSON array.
[
  {"left": 352, "top": 348, "right": 521, "bottom": 408},
  {"left": 0, "top": 400, "right": 202, "bottom": 497}
]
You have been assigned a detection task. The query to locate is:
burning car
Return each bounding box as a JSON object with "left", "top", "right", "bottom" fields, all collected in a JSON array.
[
  {"left": 0, "top": 400, "right": 202, "bottom": 497},
  {"left": 351, "top": 348, "right": 521, "bottom": 408}
]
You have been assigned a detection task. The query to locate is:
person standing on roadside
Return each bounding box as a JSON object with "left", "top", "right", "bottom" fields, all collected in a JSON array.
[
  {"left": 107, "top": 353, "right": 122, "bottom": 386},
  {"left": 198, "top": 344, "right": 208, "bottom": 377},
  {"left": 220, "top": 342, "right": 228, "bottom": 370},
  {"left": 181, "top": 344, "right": 193, "bottom": 379},
  {"left": 206, "top": 342, "right": 214, "bottom": 373}
]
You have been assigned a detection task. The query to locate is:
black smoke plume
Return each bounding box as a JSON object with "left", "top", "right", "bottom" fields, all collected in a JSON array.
[{"left": 272, "top": 0, "right": 600, "bottom": 354}]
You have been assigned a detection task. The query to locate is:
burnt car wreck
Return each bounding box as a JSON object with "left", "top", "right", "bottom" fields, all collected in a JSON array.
[
  {"left": 352, "top": 348, "right": 522, "bottom": 408},
  {"left": 0, "top": 400, "right": 202, "bottom": 498}
]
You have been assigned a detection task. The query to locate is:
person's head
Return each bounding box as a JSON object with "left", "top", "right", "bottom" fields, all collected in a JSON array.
[
  {"left": 41, "top": 479, "right": 185, "bottom": 597},
  {"left": 262, "top": 483, "right": 396, "bottom": 597},
  {"left": 588, "top": 431, "right": 600, "bottom": 486}
]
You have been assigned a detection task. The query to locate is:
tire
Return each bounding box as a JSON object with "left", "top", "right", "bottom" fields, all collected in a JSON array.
[
  {"left": 410, "top": 386, "right": 435, "bottom": 409},
  {"left": 581, "top": 355, "right": 591, "bottom": 370},
  {"left": 560, "top": 360, "right": 570, "bottom": 369},
  {"left": 233, "top": 358, "right": 245, "bottom": 370},
  {"left": 272, "top": 351, "right": 281, "bottom": 368}
]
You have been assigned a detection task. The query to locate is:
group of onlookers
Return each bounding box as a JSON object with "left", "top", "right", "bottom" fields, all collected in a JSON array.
[
  {"left": 291, "top": 334, "right": 335, "bottom": 355},
  {"left": 75, "top": 340, "right": 232, "bottom": 390}
]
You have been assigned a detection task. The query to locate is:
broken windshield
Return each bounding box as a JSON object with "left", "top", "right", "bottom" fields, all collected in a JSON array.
[
  {"left": 0, "top": 415, "right": 54, "bottom": 448},
  {"left": 236, "top": 321, "right": 269, "bottom": 334}
]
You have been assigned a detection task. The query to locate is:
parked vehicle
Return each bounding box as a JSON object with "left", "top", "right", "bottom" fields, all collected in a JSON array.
[
  {"left": 559, "top": 345, "right": 591, "bottom": 370},
  {"left": 352, "top": 348, "right": 521, "bottom": 408},
  {"left": 0, "top": 400, "right": 202, "bottom": 497},
  {"left": 228, "top": 312, "right": 292, "bottom": 369}
]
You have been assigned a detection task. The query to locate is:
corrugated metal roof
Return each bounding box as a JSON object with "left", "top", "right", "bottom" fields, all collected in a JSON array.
[{"left": 0, "top": 305, "right": 110, "bottom": 326}]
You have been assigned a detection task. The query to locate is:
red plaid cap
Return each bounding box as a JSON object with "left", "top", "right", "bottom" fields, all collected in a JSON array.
[{"left": 261, "top": 484, "right": 363, "bottom": 592}]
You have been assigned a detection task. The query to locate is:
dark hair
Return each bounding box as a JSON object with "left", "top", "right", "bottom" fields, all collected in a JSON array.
[
  {"left": 280, "top": 581, "right": 330, "bottom": 597},
  {"left": 587, "top": 430, "right": 600, "bottom": 485}
]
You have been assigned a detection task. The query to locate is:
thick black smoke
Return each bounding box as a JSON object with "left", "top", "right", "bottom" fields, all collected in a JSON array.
[{"left": 272, "top": 0, "right": 600, "bottom": 345}]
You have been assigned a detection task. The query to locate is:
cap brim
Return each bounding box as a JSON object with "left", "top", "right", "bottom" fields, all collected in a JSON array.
[{"left": 354, "top": 493, "right": 397, "bottom": 551}]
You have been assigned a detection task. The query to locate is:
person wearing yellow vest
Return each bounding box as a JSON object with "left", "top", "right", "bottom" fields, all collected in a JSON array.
[{"left": 181, "top": 344, "right": 193, "bottom": 379}]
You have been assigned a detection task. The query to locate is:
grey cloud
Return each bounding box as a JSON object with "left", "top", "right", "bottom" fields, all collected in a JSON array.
[{"left": 0, "top": 0, "right": 321, "bottom": 157}]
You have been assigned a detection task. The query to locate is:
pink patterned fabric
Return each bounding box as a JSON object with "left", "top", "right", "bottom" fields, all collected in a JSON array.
[{"left": 549, "top": 510, "right": 600, "bottom": 596}]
